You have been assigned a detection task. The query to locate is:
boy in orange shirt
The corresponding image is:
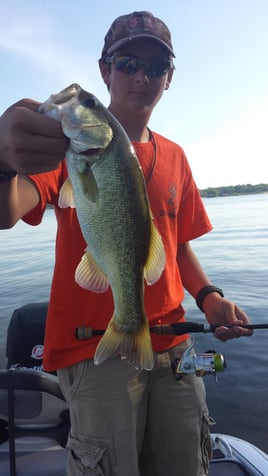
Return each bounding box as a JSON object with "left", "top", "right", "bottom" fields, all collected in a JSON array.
[{"left": 0, "top": 11, "right": 252, "bottom": 476}]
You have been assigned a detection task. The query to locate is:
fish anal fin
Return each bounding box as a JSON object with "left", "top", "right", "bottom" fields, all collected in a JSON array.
[
  {"left": 75, "top": 249, "right": 109, "bottom": 292},
  {"left": 94, "top": 319, "right": 154, "bottom": 371},
  {"left": 144, "top": 219, "right": 166, "bottom": 285},
  {"left": 58, "top": 178, "right": 75, "bottom": 208}
]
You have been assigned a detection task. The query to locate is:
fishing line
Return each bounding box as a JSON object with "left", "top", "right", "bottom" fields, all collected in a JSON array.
[{"left": 145, "top": 128, "right": 157, "bottom": 184}]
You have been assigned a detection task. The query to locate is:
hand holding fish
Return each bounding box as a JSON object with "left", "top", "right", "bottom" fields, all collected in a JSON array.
[
  {"left": 0, "top": 99, "right": 69, "bottom": 175},
  {"left": 202, "top": 294, "right": 253, "bottom": 341}
]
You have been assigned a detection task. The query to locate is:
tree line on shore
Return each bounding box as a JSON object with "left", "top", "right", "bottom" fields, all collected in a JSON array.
[
  {"left": 199, "top": 183, "right": 268, "bottom": 198},
  {"left": 46, "top": 183, "right": 267, "bottom": 209}
]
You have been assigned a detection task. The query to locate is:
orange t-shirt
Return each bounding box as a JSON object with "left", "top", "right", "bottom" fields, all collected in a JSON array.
[{"left": 23, "top": 132, "right": 212, "bottom": 371}]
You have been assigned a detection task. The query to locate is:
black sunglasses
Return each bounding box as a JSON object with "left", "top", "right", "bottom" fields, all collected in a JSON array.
[{"left": 105, "top": 55, "right": 172, "bottom": 78}]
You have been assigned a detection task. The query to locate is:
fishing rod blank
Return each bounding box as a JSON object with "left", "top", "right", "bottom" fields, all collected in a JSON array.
[
  {"left": 76, "top": 322, "right": 268, "bottom": 340},
  {"left": 150, "top": 322, "right": 268, "bottom": 335}
]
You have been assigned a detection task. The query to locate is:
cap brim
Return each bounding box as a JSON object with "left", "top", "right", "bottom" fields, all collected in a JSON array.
[{"left": 106, "top": 34, "right": 175, "bottom": 57}]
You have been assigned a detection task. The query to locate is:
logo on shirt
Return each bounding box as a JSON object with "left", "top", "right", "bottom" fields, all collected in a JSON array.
[{"left": 160, "top": 183, "right": 178, "bottom": 219}]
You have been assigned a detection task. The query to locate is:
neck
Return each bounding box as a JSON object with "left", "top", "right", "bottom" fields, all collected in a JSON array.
[
  {"left": 108, "top": 105, "right": 152, "bottom": 142},
  {"left": 127, "top": 127, "right": 150, "bottom": 142}
]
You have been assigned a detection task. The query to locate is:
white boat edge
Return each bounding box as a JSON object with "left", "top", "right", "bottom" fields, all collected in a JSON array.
[{"left": 211, "top": 433, "right": 268, "bottom": 475}]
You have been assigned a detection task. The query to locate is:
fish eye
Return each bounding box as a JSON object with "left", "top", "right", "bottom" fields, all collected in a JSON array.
[{"left": 84, "top": 98, "right": 96, "bottom": 109}]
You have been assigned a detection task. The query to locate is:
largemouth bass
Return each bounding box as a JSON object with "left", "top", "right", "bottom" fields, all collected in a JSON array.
[{"left": 39, "top": 83, "right": 165, "bottom": 370}]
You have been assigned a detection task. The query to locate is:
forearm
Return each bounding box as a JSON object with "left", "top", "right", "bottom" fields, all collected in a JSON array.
[
  {"left": 177, "top": 241, "right": 211, "bottom": 298},
  {"left": 177, "top": 241, "right": 226, "bottom": 316},
  {"left": 0, "top": 175, "right": 39, "bottom": 229},
  {"left": 177, "top": 242, "right": 253, "bottom": 340},
  {"left": 0, "top": 176, "right": 18, "bottom": 228}
]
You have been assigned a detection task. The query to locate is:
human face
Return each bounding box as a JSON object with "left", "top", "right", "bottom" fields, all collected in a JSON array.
[{"left": 100, "top": 38, "right": 174, "bottom": 116}]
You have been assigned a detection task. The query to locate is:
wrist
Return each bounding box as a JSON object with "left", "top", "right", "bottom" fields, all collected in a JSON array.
[{"left": 196, "top": 285, "right": 224, "bottom": 313}]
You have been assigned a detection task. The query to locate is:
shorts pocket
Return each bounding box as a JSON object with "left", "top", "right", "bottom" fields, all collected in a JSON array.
[
  {"left": 58, "top": 360, "right": 89, "bottom": 403},
  {"left": 201, "top": 412, "right": 214, "bottom": 475},
  {"left": 66, "top": 433, "right": 112, "bottom": 475}
]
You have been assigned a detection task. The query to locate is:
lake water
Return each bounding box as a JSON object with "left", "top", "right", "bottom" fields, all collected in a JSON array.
[{"left": 0, "top": 194, "right": 268, "bottom": 452}]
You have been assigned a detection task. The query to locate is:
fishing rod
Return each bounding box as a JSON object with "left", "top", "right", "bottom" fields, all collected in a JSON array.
[
  {"left": 151, "top": 321, "right": 268, "bottom": 335},
  {"left": 76, "top": 321, "right": 268, "bottom": 340},
  {"left": 76, "top": 322, "right": 268, "bottom": 379}
]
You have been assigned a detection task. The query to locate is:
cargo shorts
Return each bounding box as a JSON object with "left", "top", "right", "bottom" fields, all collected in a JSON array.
[{"left": 58, "top": 340, "right": 212, "bottom": 476}]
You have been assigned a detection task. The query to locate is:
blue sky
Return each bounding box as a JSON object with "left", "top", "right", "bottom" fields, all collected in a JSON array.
[{"left": 1, "top": 0, "right": 267, "bottom": 188}]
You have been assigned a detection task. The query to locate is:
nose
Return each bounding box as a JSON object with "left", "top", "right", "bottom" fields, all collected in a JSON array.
[{"left": 134, "top": 67, "right": 150, "bottom": 84}]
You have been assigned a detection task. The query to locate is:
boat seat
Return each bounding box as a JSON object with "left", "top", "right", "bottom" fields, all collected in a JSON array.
[
  {"left": 6, "top": 302, "right": 49, "bottom": 372},
  {"left": 0, "top": 367, "right": 69, "bottom": 476}
]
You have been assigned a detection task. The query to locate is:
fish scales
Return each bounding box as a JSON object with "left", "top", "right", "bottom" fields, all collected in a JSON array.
[{"left": 39, "top": 84, "right": 165, "bottom": 370}]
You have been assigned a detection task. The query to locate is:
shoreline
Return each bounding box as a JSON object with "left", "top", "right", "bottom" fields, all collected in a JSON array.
[{"left": 199, "top": 183, "right": 268, "bottom": 198}]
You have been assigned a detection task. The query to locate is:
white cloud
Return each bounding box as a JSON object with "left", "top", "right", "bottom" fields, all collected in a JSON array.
[
  {"left": 185, "top": 109, "right": 268, "bottom": 188},
  {"left": 0, "top": 4, "right": 107, "bottom": 103}
]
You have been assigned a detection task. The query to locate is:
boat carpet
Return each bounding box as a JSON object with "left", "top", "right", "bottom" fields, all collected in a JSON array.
[{"left": 209, "top": 460, "right": 250, "bottom": 475}]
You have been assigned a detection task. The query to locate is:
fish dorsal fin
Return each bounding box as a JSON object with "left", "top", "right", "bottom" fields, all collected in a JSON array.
[
  {"left": 144, "top": 218, "right": 166, "bottom": 285},
  {"left": 58, "top": 178, "right": 75, "bottom": 208},
  {"left": 75, "top": 248, "right": 109, "bottom": 292}
]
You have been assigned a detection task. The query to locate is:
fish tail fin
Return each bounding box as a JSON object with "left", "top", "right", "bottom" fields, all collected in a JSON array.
[{"left": 94, "top": 318, "right": 154, "bottom": 371}]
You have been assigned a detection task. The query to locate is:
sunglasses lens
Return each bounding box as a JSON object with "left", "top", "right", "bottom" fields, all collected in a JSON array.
[
  {"left": 111, "top": 56, "right": 171, "bottom": 77},
  {"left": 145, "top": 59, "right": 170, "bottom": 77},
  {"left": 114, "top": 56, "right": 139, "bottom": 75}
]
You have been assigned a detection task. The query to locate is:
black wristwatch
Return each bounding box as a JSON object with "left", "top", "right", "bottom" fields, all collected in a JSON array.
[
  {"left": 0, "top": 170, "right": 18, "bottom": 183},
  {"left": 196, "top": 285, "right": 224, "bottom": 312}
]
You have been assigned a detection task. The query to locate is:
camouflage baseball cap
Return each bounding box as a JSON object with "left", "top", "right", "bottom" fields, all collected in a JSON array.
[{"left": 101, "top": 11, "right": 175, "bottom": 59}]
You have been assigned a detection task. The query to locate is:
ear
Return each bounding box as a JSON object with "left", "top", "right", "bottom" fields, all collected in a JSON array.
[
  {"left": 99, "top": 60, "right": 110, "bottom": 88},
  {"left": 165, "top": 68, "right": 174, "bottom": 90}
]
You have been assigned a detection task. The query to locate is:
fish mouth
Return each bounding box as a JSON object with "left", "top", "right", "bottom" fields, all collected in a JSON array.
[
  {"left": 70, "top": 145, "right": 102, "bottom": 157},
  {"left": 79, "top": 148, "right": 102, "bottom": 157}
]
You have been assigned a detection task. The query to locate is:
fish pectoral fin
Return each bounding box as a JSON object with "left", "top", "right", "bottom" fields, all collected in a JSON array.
[
  {"left": 58, "top": 178, "right": 75, "bottom": 208},
  {"left": 144, "top": 220, "right": 166, "bottom": 285},
  {"left": 94, "top": 319, "right": 154, "bottom": 371},
  {"left": 75, "top": 249, "right": 109, "bottom": 292},
  {"left": 78, "top": 168, "right": 99, "bottom": 203}
]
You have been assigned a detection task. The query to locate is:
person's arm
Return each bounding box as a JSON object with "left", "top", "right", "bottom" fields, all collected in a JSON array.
[
  {"left": 177, "top": 241, "right": 253, "bottom": 341},
  {"left": 0, "top": 99, "right": 69, "bottom": 228},
  {"left": 0, "top": 175, "right": 39, "bottom": 228}
]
